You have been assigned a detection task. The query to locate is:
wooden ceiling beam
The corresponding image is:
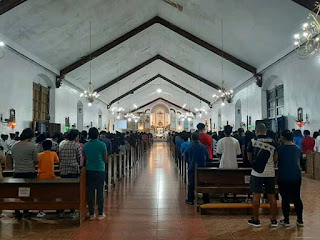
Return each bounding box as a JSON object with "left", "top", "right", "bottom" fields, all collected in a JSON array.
[
  {"left": 129, "top": 97, "right": 194, "bottom": 114},
  {"left": 95, "top": 55, "right": 220, "bottom": 93},
  {"left": 291, "top": 0, "right": 318, "bottom": 12},
  {"left": 60, "top": 16, "right": 256, "bottom": 77},
  {"left": 107, "top": 74, "right": 212, "bottom": 108},
  {"left": 0, "top": 0, "right": 27, "bottom": 15}
]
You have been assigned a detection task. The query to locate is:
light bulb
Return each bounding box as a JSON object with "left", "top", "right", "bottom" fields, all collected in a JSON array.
[
  {"left": 212, "top": 94, "right": 216, "bottom": 98},
  {"left": 303, "top": 32, "right": 308, "bottom": 37},
  {"left": 199, "top": 114, "right": 202, "bottom": 118},
  {"left": 135, "top": 119, "right": 138, "bottom": 123},
  {"left": 221, "top": 102, "right": 225, "bottom": 106},
  {"left": 303, "top": 23, "right": 309, "bottom": 28},
  {"left": 133, "top": 104, "right": 138, "bottom": 109},
  {"left": 157, "top": 88, "right": 162, "bottom": 93},
  {"left": 230, "top": 90, "right": 233, "bottom": 93},
  {"left": 294, "top": 34, "right": 300, "bottom": 39},
  {"left": 80, "top": 93, "right": 84, "bottom": 97},
  {"left": 128, "top": 118, "right": 132, "bottom": 122},
  {"left": 0, "top": 42, "right": 5, "bottom": 47},
  {"left": 316, "top": 37, "right": 320, "bottom": 42},
  {"left": 188, "top": 118, "right": 191, "bottom": 122},
  {"left": 88, "top": 102, "right": 92, "bottom": 107},
  {"left": 218, "top": 89, "right": 222, "bottom": 93},
  {"left": 182, "top": 104, "right": 186, "bottom": 108},
  {"left": 294, "top": 41, "right": 299, "bottom": 46},
  {"left": 117, "top": 115, "right": 120, "bottom": 119}
]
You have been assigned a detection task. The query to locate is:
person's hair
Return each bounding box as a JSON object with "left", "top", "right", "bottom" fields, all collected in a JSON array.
[
  {"left": 20, "top": 128, "right": 34, "bottom": 141},
  {"left": 294, "top": 129, "right": 303, "bottom": 137},
  {"left": 224, "top": 125, "right": 233, "bottom": 136},
  {"left": 303, "top": 130, "right": 310, "bottom": 136},
  {"left": 191, "top": 132, "right": 199, "bottom": 141},
  {"left": 238, "top": 128, "right": 244, "bottom": 135},
  {"left": 282, "top": 130, "right": 294, "bottom": 141},
  {"left": 9, "top": 133, "right": 15, "bottom": 139},
  {"left": 36, "top": 134, "right": 46, "bottom": 143},
  {"left": 80, "top": 130, "right": 87, "bottom": 138},
  {"left": 255, "top": 123, "right": 267, "bottom": 134},
  {"left": 181, "top": 132, "right": 189, "bottom": 141},
  {"left": 89, "top": 127, "right": 99, "bottom": 139},
  {"left": 52, "top": 132, "right": 61, "bottom": 140},
  {"left": 196, "top": 123, "right": 206, "bottom": 131},
  {"left": 68, "top": 129, "right": 79, "bottom": 141},
  {"left": 267, "top": 129, "right": 276, "bottom": 140},
  {"left": 42, "top": 140, "right": 52, "bottom": 151},
  {"left": 313, "top": 131, "right": 319, "bottom": 139}
]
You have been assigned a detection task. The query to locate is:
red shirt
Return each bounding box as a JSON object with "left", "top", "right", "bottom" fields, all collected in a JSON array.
[
  {"left": 199, "top": 133, "right": 213, "bottom": 159},
  {"left": 301, "top": 136, "right": 315, "bottom": 154}
]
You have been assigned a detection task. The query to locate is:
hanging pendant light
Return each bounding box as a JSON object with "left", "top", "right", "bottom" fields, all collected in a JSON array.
[
  {"left": 80, "top": 22, "right": 100, "bottom": 106},
  {"left": 212, "top": 18, "right": 234, "bottom": 106},
  {"left": 293, "top": 3, "right": 320, "bottom": 59}
]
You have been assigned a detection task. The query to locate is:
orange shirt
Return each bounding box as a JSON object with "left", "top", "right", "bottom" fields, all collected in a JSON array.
[{"left": 38, "top": 151, "right": 59, "bottom": 179}]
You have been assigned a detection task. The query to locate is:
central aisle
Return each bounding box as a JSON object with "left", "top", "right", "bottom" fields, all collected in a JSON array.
[
  {"left": 72, "top": 142, "right": 320, "bottom": 240},
  {"left": 72, "top": 142, "right": 209, "bottom": 239}
]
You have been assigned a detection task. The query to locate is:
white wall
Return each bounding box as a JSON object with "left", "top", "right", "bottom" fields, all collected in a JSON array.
[
  {"left": 0, "top": 48, "right": 110, "bottom": 135},
  {"left": 0, "top": 49, "right": 56, "bottom": 134},
  {"left": 261, "top": 52, "right": 320, "bottom": 133}
]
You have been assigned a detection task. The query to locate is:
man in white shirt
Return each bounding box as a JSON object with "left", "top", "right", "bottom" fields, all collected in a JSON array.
[
  {"left": 314, "top": 132, "right": 320, "bottom": 152},
  {"left": 216, "top": 125, "right": 241, "bottom": 168}
]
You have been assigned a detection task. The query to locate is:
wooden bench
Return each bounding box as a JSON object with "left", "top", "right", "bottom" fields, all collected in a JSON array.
[
  {"left": 195, "top": 167, "right": 279, "bottom": 208},
  {"left": 0, "top": 168, "right": 87, "bottom": 224}
]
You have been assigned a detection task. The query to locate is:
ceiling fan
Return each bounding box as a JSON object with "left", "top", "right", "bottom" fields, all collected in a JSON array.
[{"left": 162, "top": 0, "right": 183, "bottom": 11}]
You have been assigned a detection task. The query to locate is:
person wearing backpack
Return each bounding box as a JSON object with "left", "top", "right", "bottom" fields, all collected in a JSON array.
[{"left": 247, "top": 123, "right": 278, "bottom": 227}]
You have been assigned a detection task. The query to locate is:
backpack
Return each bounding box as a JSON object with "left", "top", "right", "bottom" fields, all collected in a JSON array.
[{"left": 251, "top": 139, "right": 275, "bottom": 173}]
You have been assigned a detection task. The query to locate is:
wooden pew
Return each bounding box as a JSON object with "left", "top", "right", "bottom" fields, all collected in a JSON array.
[
  {"left": 195, "top": 167, "right": 279, "bottom": 209},
  {"left": 0, "top": 168, "right": 87, "bottom": 224}
]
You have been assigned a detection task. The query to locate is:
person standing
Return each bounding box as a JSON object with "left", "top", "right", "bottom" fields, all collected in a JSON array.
[
  {"left": 197, "top": 123, "right": 213, "bottom": 159},
  {"left": 277, "top": 130, "right": 304, "bottom": 227},
  {"left": 11, "top": 128, "right": 38, "bottom": 218},
  {"left": 37, "top": 140, "right": 60, "bottom": 218},
  {"left": 84, "top": 128, "right": 108, "bottom": 221},
  {"left": 59, "top": 129, "right": 81, "bottom": 218},
  {"left": 216, "top": 125, "right": 241, "bottom": 169},
  {"left": 247, "top": 123, "right": 278, "bottom": 227},
  {"left": 293, "top": 130, "right": 304, "bottom": 150},
  {"left": 184, "top": 132, "right": 210, "bottom": 205},
  {"left": 301, "top": 130, "right": 315, "bottom": 171}
]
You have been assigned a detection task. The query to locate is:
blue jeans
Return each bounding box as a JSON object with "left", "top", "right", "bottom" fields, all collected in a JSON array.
[{"left": 87, "top": 171, "right": 105, "bottom": 216}]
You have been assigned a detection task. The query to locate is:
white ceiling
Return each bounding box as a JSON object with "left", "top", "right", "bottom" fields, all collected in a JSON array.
[{"left": 0, "top": 0, "right": 310, "bottom": 111}]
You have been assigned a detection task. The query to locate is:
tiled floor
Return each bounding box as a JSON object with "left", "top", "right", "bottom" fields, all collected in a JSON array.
[{"left": 1, "top": 142, "right": 320, "bottom": 239}]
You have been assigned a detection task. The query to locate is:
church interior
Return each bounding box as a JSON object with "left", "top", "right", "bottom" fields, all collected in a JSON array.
[{"left": 1, "top": 0, "right": 320, "bottom": 239}]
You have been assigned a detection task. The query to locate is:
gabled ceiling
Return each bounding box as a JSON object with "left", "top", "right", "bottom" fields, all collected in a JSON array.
[{"left": 0, "top": 0, "right": 311, "bottom": 111}]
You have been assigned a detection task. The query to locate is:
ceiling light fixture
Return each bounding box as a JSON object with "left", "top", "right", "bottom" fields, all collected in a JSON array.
[
  {"left": 0, "top": 42, "right": 5, "bottom": 47},
  {"left": 157, "top": 88, "right": 162, "bottom": 93},
  {"left": 80, "top": 22, "right": 99, "bottom": 106},
  {"left": 212, "top": 18, "right": 234, "bottom": 106},
  {"left": 293, "top": 3, "right": 320, "bottom": 58}
]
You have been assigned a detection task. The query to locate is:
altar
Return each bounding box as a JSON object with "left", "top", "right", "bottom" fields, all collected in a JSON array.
[{"left": 150, "top": 104, "right": 170, "bottom": 139}]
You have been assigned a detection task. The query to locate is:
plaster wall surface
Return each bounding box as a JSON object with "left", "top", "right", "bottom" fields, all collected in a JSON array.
[{"left": 0, "top": 48, "right": 109, "bottom": 134}]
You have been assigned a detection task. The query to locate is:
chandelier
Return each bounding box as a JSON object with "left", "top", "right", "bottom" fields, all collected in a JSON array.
[
  {"left": 212, "top": 86, "right": 234, "bottom": 106},
  {"left": 195, "top": 106, "right": 207, "bottom": 118},
  {"left": 80, "top": 22, "right": 99, "bottom": 106},
  {"left": 293, "top": 3, "right": 320, "bottom": 58},
  {"left": 212, "top": 19, "right": 233, "bottom": 106},
  {"left": 179, "top": 111, "right": 194, "bottom": 121},
  {"left": 80, "top": 83, "right": 99, "bottom": 107},
  {"left": 124, "top": 113, "right": 140, "bottom": 122},
  {"left": 111, "top": 106, "right": 124, "bottom": 119}
]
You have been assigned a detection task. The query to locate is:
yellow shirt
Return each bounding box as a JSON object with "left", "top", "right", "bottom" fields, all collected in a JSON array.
[{"left": 38, "top": 151, "right": 59, "bottom": 179}]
